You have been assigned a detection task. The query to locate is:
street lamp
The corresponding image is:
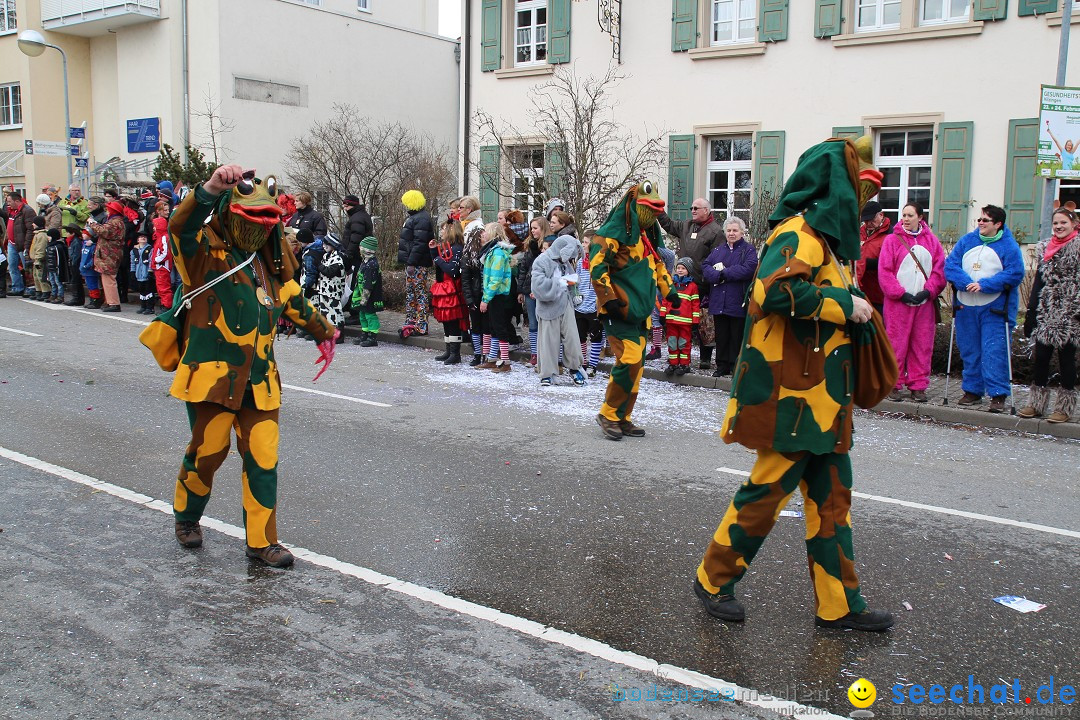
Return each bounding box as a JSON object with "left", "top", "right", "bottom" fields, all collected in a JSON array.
[{"left": 17, "top": 29, "right": 73, "bottom": 189}]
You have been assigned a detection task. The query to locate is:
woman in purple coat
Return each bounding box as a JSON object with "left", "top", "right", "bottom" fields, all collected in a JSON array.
[{"left": 701, "top": 216, "right": 759, "bottom": 377}]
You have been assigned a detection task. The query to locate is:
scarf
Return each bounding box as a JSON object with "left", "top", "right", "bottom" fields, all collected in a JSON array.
[
  {"left": 695, "top": 214, "right": 714, "bottom": 229},
  {"left": 902, "top": 222, "right": 922, "bottom": 237},
  {"left": 980, "top": 229, "right": 1003, "bottom": 245},
  {"left": 5, "top": 199, "right": 23, "bottom": 244},
  {"left": 1044, "top": 229, "right": 1078, "bottom": 262}
]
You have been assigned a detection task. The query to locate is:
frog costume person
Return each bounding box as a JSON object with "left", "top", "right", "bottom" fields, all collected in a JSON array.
[
  {"left": 590, "top": 180, "right": 678, "bottom": 440},
  {"left": 140, "top": 165, "right": 339, "bottom": 567},
  {"left": 694, "top": 138, "right": 896, "bottom": 631}
]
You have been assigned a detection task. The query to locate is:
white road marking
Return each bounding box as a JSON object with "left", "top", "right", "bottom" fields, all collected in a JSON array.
[
  {"left": 17, "top": 298, "right": 151, "bottom": 326},
  {"left": 282, "top": 383, "right": 392, "bottom": 408},
  {"left": 714, "top": 467, "right": 1080, "bottom": 540},
  {"left": 0, "top": 325, "right": 43, "bottom": 337},
  {"left": 0, "top": 444, "right": 841, "bottom": 720}
]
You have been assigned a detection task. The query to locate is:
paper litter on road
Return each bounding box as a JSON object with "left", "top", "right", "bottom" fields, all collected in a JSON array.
[
  {"left": 779, "top": 509, "right": 804, "bottom": 518},
  {"left": 993, "top": 596, "right": 1046, "bottom": 613},
  {"left": 902, "top": 601, "right": 913, "bottom": 611}
]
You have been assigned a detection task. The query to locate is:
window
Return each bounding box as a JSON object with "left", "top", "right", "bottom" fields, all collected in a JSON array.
[
  {"left": 357, "top": 0, "right": 369, "bottom": 10},
  {"left": 711, "top": 0, "right": 756, "bottom": 45},
  {"left": 874, "top": 129, "right": 932, "bottom": 224},
  {"left": 0, "top": 83, "right": 21, "bottom": 128},
  {"left": 514, "top": 0, "right": 547, "bottom": 67},
  {"left": 856, "top": 0, "right": 901, "bottom": 31},
  {"left": 511, "top": 146, "right": 545, "bottom": 221},
  {"left": 0, "top": 0, "right": 15, "bottom": 33},
  {"left": 920, "top": 0, "right": 969, "bottom": 24},
  {"left": 706, "top": 137, "right": 752, "bottom": 226}
]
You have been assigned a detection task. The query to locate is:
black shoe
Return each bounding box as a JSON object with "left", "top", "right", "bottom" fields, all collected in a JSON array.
[
  {"left": 174, "top": 521, "right": 203, "bottom": 548},
  {"left": 645, "top": 348, "right": 662, "bottom": 361},
  {"left": 618, "top": 419, "right": 646, "bottom": 437},
  {"left": 101, "top": 304, "right": 121, "bottom": 312},
  {"left": 469, "top": 354, "right": 484, "bottom": 367},
  {"left": 87, "top": 298, "right": 104, "bottom": 309},
  {"left": 245, "top": 543, "right": 295, "bottom": 567},
  {"left": 675, "top": 365, "right": 689, "bottom": 376},
  {"left": 815, "top": 609, "right": 894, "bottom": 632},
  {"left": 434, "top": 343, "right": 452, "bottom": 362},
  {"left": 693, "top": 579, "right": 745, "bottom": 622},
  {"left": 664, "top": 365, "right": 676, "bottom": 377},
  {"left": 360, "top": 332, "right": 378, "bottom": 347}
]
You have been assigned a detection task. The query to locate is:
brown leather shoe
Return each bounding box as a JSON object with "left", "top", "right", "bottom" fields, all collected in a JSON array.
[
  {"left": 957, "top": 392, "right": 982, "bottom": 406},
  {"left": 988, "top": 395, "right": 1007, "bottom": 413},
  {"left": 909, "top": 390, "right": 928, "bottom": 403},
  {"left": 1046, "top": 410, "right": 1070, "bottom": 424},
  {"left": 887, "top": 389, "right": 904, "bottom": 401},
  {"left": 1017, "top": 406, "right": 1039, "bottom": 419},
  {"left": 246, "top": 543, "right": 295, "bottom": 567},
  {"left": 474, "top": 361, "right": 497, "bottom": 370},
  {"left": 174, "top": 521, "right": 203, "bottom": 548},
  {"left": 618, "top": 419, "right": 646, "bottom": 437},
  {"left": 595, "top": 413, "right": 623, "bottom": 441},
  {"left": 490, "top": 362, "right": 511, "bottom": 373}
]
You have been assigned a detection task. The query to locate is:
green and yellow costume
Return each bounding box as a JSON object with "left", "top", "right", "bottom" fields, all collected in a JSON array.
[
  {"left": 696, "top": 139, "right": 887, "bottom": 623},
  {"left": 140, "top": 178, "right": 334, "bottom": 550},
  {"left": 590, "top": 181, "right": 676, "bottom": 425}
]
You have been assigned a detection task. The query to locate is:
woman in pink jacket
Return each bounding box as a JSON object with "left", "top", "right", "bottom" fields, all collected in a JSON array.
[{"left": 878, "top": 202, "right": 946, "bottom": 402}]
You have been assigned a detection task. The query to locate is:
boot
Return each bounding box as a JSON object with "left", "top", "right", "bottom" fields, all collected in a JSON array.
[
  {"left": 360, "top": 331, "right": 378, "bottom": 347},
  {"left": 1047, "top": 388, "right": 1076, "bottom": 424},
  {"left": 443, "top": 336, "right": 462, "bottom": 365},
  {"left": 1018, "top": 385, "right": 1051, "bottom": 418},
  {"left": 434, "top": 342, "right": 453, "bottom": 362},
  {"left": 699, "top": 345, "right": 713, "bottom": 370},
  {"left": 87, "top": 297, "right": 104, "bottom": 309}
]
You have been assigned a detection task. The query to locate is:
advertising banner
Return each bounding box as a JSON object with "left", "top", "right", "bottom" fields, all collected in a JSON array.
[{"left": 1038, "top": 84, "right": 1080, "bottom": 179}]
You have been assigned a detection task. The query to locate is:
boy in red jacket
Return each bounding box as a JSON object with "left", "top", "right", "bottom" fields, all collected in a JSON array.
[{"left": 660, "top": 257, "right": 701, "bottom": 376}]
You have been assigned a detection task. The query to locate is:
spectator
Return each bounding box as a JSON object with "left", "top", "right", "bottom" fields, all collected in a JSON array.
[
  {"left": 131, "top": 233, "right": 155, "bottom": 314},
  {"left": 549, "top": 210, "right": 577, "bottom": 240},
  {"left": 45, "top": 228, "right": 67, "bottom": 303},
  {"left": 341, "top": 194, "right": 373, "bottom": 269},
  {"left": 79, "top": 229, "right": 102, "bottom": 308},
  {"left": 6, "top": 192, "right": 36, "bottom": 296},
  {"left": 477, "top": 222, "right": 515, "bottom": 372},
  {"left": 58, "top": 184, "right": 90, "bottom": 238},
  {"left": 428, "top": 221, "right": 466, "bottom": 363},
  {"left": 701, "top": 216, "right": 759, "bottom": 377},
  {"left": 519, "top": 216, "right": 553, "bottom": 367},
  {"left": 313, "top": 235, "right": 348, "bottom": 341},
  {"left": 397, "top": 190, "right": 434, "bottom": 337},
  {"left": 150, "top": 201, "right": 173, "bottom": 311},
  {"left": 89, "top": 200, "right": 129, "bottom": 312},
  {"left": 646, "top": 244, "right": 677, "bottom": 361},
  {"left": 543, "top": 197, "right": 564, "bottom": 221},
  {"left": 459, "top": 195, "right": 484, "bottom": 234},
  {"left": 37, "top": 193, "right": 62, "bottom": 233},
  {"left": 288, "top": 191, "right": 328, "bottom": 238},
  {"left": 878, "top": 202, "right": 946, "bottom": 403},
  {"left": 660, "top": 258, "right": 701, "bottom": 376},
  {"left": 29, "top": 216, "right": 51, "bottom": 300},
  {"left": 498, "top": 208, "right": 529, "bottom": 251},
  {"left": 944, "top": 204, "right": 1025, "bottom": 413},
  {"left": 531, "top": 234, "right": 587, "bottom": 386},
  {"left": 351, "top": 236, "right": 385, "bottom": 348},
  {"left": 1020, "top": 207, "right": 1080, "bottom": 422},
  {"left": 576, "top": 231, "right": 605, "bottom": 378},
  {"left": 656, "top": 199, "right": 724, "bottom": 370},
  {"left": 856, "top": 201, "right": 890, "bottom": 317},
  {"left": 277, "top": 193, "right": 297, "bottom": 227},
  {"left": 460, "top": 211, "right": 487, "bottom": 365}
]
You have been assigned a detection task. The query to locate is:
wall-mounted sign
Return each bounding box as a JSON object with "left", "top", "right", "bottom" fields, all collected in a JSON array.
[
  {"left": 1038, "top": 84, "right": 1080, "bottom": 179},
  {"left": 25, "top": 140, "right": 70, "bottom": 157},
  {"left": 126, "top": 117, "right": 160, "bottom": 154}
]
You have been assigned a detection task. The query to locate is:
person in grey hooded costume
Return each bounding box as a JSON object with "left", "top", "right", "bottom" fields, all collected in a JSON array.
[{"left": 530, "top": 234, "right": 587, "bottom": 385}]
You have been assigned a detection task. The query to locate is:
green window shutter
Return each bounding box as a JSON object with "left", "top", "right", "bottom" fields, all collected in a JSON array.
[
  {"left": 481, "top": 0, "right": 502, "bottom": 72},
  {"left": 832, "top": 125, "right": 864, "bottom": 140},
  {"left": 973, "top": 0, "right": 1009, "bottom": 21},
  {"left": 1003, "top": 119, "right": 1044, "bottom": 243},
  {"left": 672, "top": 0, "right": 698, "bottom": 52},
  {"left": 814, "top": 0, "right": 843, "bottom": 38},
  {"left": 1018, "top": 0, "right": 1059, "bottom": 15},
  {"left": 544, "top": 142, "right": 566, "bottom": 199},
  {"left": 759, "top": 0, "right": 789, "bottom": 42},
  {"left": 933, "top": 122, "right": 974, "bottom": 238},
  {"left": 548, "top": 0, "right": 571, "bottom": 64},
  {"left": 667, "top": 134, "right": 696, "bottom": 222},
  {"left": 754, "top": 131, "right": 786, "bottom": 202},
  {"left": 479, "top": 145, "right": 500, "bottom": 221}
]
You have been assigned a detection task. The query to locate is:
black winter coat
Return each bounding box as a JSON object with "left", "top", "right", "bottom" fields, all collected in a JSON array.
[
  {"left": 461, "top": 238, "right": 497, "bottom": 308},
  {"left": 289, "top": 206, "right": 328, "bottom": 238},
  {"left": 342, "top": 204, "right": 373, "bottom": 267},
  {"left": 398, "top": 210, "right": 434, "bottom": 267}
]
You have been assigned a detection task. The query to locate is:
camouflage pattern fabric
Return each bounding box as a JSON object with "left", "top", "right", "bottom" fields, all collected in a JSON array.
[{"left": 599, "top": 324, "right": 647, "bottom": 422}]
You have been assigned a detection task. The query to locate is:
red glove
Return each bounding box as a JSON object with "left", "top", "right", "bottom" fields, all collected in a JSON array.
[{"left": 313, "top": 329, "right": 340, "bottom": 382}]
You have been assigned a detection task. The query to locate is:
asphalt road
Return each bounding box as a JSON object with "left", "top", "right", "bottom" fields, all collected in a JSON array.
[{"left": 1, "top": 298, "right": 1077, "bottom": 719}]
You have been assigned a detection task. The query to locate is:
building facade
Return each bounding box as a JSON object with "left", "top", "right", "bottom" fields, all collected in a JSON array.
[
  {"left": 462, "top": 0, "right": 1080, "bottom": 243},
  {"left": 1, "top": 0, "right": 458, "bottom": 197}
]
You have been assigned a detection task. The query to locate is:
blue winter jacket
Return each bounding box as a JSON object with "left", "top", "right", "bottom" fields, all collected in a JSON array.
[
  {"left": 701, "top": 238, "right": 759, "bottom": 317},
  {"left": 944, "top": 226, "right": 1025, "bottom": 322},
  {"left": 80, "top": 240, "right": 98, "bottom": 276}
]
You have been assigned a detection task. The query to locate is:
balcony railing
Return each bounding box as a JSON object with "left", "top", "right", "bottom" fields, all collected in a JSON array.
[{"left": 41, "top": 0, "right": 161, "bottom": 36}]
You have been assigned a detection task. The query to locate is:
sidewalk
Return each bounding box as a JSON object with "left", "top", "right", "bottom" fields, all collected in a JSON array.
[{"left": 343, "top": 309, "right": 1080, "bottom": 442}]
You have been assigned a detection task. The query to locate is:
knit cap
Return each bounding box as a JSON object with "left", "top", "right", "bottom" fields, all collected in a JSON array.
[{"left": 359, "top": 236, "right": 378, "bottom": 253}]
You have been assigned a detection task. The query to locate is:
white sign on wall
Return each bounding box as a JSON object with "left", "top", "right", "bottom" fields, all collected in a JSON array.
[{"left": 26, "top": 140, "right": 70, "bottom": 157}]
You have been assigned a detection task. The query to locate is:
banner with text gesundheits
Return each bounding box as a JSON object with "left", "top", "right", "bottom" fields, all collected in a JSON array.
[{"left": 1039, "top": 84, "right": 1080, "bottom": 179}]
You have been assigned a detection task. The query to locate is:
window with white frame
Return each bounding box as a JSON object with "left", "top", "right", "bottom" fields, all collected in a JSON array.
[
  {"left": 711, "top": 0, "right": 756, "bottom": 45},
  {"left": 511, "top": 146, "right": 545, "bottom": 221},
  {"left": 874, "top": 129, "right": 932, "bottom": 224},
  {"left": 514, "top": 0, "right": 547, "bottom": 66},
  {"left": 0, "top": 0, "right": 16, "bottom": 33},
  {"left": 920, "top": 0, "right": 969, "bottom": 24},
  {"left": 0, "top": 83, "right": 21, "bottom": 128},
  {"left": 856, "top": 0, "right": 901, "bottom": 32},
  {"left": 357, "top": 0, "right": 369, "bottom": 11},
  {"left": 706, "top": 137, "right": 753, "bottom": 226}
]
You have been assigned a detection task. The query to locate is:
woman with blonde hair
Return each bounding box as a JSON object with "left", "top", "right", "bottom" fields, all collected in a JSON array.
[{"left": 477, "top": 221, "right": 516, "bottom": 372}]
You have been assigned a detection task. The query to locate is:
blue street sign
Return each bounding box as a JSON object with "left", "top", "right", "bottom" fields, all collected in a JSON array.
[
  {"left": 75, "top": 157, "right": 89, "bottom": 168},
  {"left": 69, "top": 127, "right": 86, "bottom": 139},
  {"left": 70, "top": 145, "right": 80, "bottom": 156},
  {"left": 126, "top": 117, "right": 160, "bottom": 153}
]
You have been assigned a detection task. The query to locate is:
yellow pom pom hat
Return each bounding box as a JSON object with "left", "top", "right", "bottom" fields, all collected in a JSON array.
[{"left": 401, "top": 190, "right": 426, "bottom": 211}]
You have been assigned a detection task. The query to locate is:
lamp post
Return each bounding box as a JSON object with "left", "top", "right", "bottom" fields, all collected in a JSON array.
[{"left": 17, "top": 29, "right": 73, "bottom": 189}]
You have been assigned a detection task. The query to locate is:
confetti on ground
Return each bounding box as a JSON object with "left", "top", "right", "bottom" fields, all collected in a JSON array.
[
  {"left": 993, "top": 596, "right": 1046, "bottom": 613},
  {"left": 902, "top": 601, "right": 913, "bottom": 611}
]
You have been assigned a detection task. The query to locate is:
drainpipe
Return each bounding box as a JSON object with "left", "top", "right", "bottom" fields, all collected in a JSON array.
[
  {"left": 181, "top": 0, "right": 190, "bottom": 163},
  {"left": 461, "top": 0, "right": 471, "bottom": 195}
]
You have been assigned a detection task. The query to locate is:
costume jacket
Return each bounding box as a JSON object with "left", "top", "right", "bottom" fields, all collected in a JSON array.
[
  {"left": 352, "top": 256, "right": 384, "bottom": 314},
  {"left": 591, "top": 211, "right": 676, "bottom": 326},
  {"left": 855, "top": 220, "right": 891, "bottom": 305},
  {"left": 660, "top": 277, "right": 701, "bottom": 326},
  {"left": 430, "top": 240, "right": 465, "bottom": 323},
  {"left": 531, "top": 235, "right": 582, "bottom": 321},
  {"left": 481, "top": 240, "right": 514, "bottom": 304},
  {"left": 944, "top": 227, "right": 1025, "bottom": 322},
  {"left": 701, "top": 239, "right": 758, "bottom": 317},
  {"left": 1030, "top": 237, "right": 1080, "bottom": 349},
  {"left": 878, "top": 222, "right": 946, "bottom": 302},
  {"left": 155, "top": 185, "right": 334, "bottom": 411},
  {"left": 314, "top": 242, "right": 347, "bottom": 328},
  {"left": 92, "top": 213, "right": 127, "bottom": 276}
]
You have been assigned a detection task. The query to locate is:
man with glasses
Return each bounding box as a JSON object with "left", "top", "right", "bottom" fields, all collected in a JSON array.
[
  {"left": 944, "top": 205, "right": 1025, "bottom": 413},
  {"left": 656, "top": 199, "right": 724, "bottom": 369}
]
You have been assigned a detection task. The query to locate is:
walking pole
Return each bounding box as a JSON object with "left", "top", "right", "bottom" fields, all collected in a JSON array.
[
  {"left": 1003, "top": 286, "right": 1016, "bottom": 416},
  {"left": 943, "top": 285, "right": 956, "bottom": 405}
]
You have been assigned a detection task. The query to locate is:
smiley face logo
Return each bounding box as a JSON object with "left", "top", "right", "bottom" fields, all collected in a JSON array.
[{"left": 848, "top": 678, "right": 876, "bottom": 708}]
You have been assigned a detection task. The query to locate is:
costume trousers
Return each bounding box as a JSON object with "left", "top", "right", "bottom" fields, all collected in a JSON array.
[
  {"left": 173, "top": 392, "right": 281, "bottom": 548},
  {"left": 713, "top": 314, "right": 746, "bottom": 374},
  {"left": 697, "top": 448, "right": 867, "bottom": 621},
  {"left": 359, "top": 311, "right": 381, "bottom": 333},
  {"left": 1033, "top": 341, "right": 1077, "bottom": 389},
  {"left": 538, "top": 305, "right": 583, "bottom": 379},
  {"left": 955, "top": 305, "right": 1013, "bottom": 397},
  {"left": 154, "top": 268, "right": 173, "bottom": 309},
  {"left": 403, "top": 265, "right": 429, "bottom": 333},
  {"left": 884, "top": 300, "right": 936, "bottom": 392},
  {"left": 666, "top": 322, "right": 693, "bottom": 366},
  {"left": 600, "top": 318, "right": 647, "bottom": 422}
]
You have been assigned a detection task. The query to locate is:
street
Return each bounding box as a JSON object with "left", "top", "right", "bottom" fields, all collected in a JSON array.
[{"left": 1, "top": 298, "right": 1077, "bottom": 719}]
